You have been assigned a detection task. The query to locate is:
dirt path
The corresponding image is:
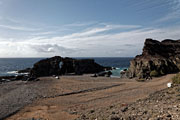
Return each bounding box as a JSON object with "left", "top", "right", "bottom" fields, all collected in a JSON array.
[{"left": 5, "top": 74, "right": 175, "bottom": 120}]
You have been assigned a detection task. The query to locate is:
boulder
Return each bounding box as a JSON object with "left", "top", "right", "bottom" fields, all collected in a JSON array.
[
  {"left": 127, "top": 38, "right": 180, "bottom": 79},
  {"left": 120, "top": 69, "right": 127, "bottom": 78},
  {"left": 96, "top": 71, "right": 112, "bottom": 77}
]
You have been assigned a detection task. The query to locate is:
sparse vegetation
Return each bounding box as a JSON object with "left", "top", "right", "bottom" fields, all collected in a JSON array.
[
  {"left": 150, "top": 70, "right": 159, "bottom": 77},
  {"left": 172, "top": 73, "right": 180, "bottom": 84}
]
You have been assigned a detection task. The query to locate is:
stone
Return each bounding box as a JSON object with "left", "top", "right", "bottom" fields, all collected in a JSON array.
[
  {"left": 110, "top": 116, "right": 120, "bottom": 120},
  {"left": 167, "top": 83, "right": 172, "bottom": 88},
  {"left": 167, "top": 114, "right": 171, "bottom": 117},
  {"left": 90, "top": 109, "right": 95, "bottom": 113},
  {"left": 121, "top": 107, "right": 128, "bottom": 112}
]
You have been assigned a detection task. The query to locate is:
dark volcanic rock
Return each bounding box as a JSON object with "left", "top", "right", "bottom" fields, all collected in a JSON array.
[
  {"left": 30, "top": 56, "right": 63, "bottom": 78},
  {"left": 74, "top": 59, "right": 105, "bottom": 75},
  {"left": 127, "top": 38, "right": 180, "bottom": 79},
  {"left": 0, "top": 75, "right": 26, "bottom": 83},
  {"left": 18, "top": 68, "right": 31, "bottom": 74},
  {"left": 30, "top": 56, "right": 106, "bottom": 78},
  {"left": 96, "top": 71, "right": 112, "bottom": 77}
]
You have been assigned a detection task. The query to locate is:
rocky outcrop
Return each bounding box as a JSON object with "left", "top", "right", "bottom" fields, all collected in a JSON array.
[
  {"left": 30, "top": 56, "right": 63, "bottom": 78},
  {"left": 18, "top": 68, "right": 31, "bottom": 74},
  {"left": 92, "top": 71, "right": 112, "bottom": 77},
  {"left": 74, "top": 59, "right": 106, "bottom": 75},
  {"left": 0, "top": 75, "right": 27, "bottom": 83},
  {"left": 127, "top": 38, "right": 180, "bottom": 79},
  {"left": 29, "top": 56, "right": 106, "bottom": 78}
]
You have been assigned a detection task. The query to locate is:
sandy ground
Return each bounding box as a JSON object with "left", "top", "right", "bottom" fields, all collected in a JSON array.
[{"left": 1, "top": 74, "right": 175, "bottom": 120}]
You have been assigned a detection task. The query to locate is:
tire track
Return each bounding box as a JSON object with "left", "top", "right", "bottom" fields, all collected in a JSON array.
[{"left": 43, "top": 83, "right": 125, "bottom": 99}]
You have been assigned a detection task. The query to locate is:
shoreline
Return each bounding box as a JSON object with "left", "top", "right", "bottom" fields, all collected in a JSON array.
[{"left": 0, "top": 74, "right": 176, "bottom": 120}]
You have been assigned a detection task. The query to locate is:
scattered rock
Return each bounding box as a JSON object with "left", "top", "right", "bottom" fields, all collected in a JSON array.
[
  {"left": 90, "top": 109, "right": 95, "bottom": 113},
  {"left": 112, "top": 111, "right": 116, "bottom": 114},
  {"left": 110, "top": 115, "right": 120, "bottom": 120},
  {"left": 167, "top": 114, "right": 171, "bottom": 118},
  {"left": 77, "top": 85, "right": 180, "bottom": 120},
  {"left": 121, "top": 107, "right": 128, "bottom": 112}
]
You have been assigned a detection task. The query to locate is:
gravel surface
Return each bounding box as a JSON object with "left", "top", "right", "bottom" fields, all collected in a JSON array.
[
  {"left": 0, "top": 77, "right": 56, "bottom": 120},
  {"left": 77, "top": 85, "right": 180, "bottom": 120},
  {"left": 1, "top": 74, "right": 176, "bottom": 120}
]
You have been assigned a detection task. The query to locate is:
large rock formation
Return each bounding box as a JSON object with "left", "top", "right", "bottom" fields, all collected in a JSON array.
[
  {"left": 127, "top": 38, "right": 180, "bottom": 79},
  {"left": 29, "top": 56, "right": 106, "bottom": 78}
]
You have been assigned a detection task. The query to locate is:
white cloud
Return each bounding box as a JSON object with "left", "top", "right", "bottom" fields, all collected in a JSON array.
[
  {"left": 0, "top": 24, "right": 180, "bottom": 57},
  {"left": 1, "top": 1, "right": 180, "bottom": 57},
  {"left": 0, "top": 42, "right": 79, "bottom": 57},
  {"left": 47, "top": 24, "right": 141, "bottom": 40},
  {"left": 0, "top": 24, "right": 41, "bottom": 31},
  {"left": 47, "top": 47, "right": 54, "bottom": 52},
  {"left": 155, "top": 0, "right": 180, "bottom": 23},
  {"left": 0, "top": 19, "right": 180, "bottom": 57},
  {"left": 32, "top": 31, "right": 55, "bottom": 36},
  {"left": 64, "top": 21, "right": 96, "bottom": 27}
]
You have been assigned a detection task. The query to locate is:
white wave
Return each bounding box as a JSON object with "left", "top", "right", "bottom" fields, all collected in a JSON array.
[
  {"left": 110, "top": 75, "right": 120, "bottom": 78},
  {"left": 7, "top": 71, "right": 18, "bottom": 74},
  {"left": 6, "top": 71, "right": 29, "bottom": 75}
]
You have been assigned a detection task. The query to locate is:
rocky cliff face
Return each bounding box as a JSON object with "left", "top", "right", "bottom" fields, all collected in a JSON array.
[
  {"left": 30, "top": 56, "right": 106, "bottom": 78},
  {"left": 127, "top": 38, "right": 180, "bottom": 79}
]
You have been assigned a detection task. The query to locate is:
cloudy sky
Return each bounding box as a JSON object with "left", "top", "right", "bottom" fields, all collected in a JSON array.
[{"left": 0, "top": 0, "right": 180, "bottom": 57}]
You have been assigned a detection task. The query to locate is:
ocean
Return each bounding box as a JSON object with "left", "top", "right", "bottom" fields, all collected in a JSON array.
[{"left": 0, "top": 57, "right": 133, "bottom": 77}]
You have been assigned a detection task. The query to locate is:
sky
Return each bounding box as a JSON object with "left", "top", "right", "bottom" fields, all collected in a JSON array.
[{"left": 0, "top": 0, "right": 180, "bottom": 57}]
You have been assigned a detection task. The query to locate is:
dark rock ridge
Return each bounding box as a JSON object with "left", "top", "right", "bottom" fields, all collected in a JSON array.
[
  {"left": 0, "top": 75, "right": 26, "bottom": 83},
  {"left": 29, "top": 56, "right": 108, "bottom": 78},
  {"left": 127, "top": 38, "right": 180, "bottom": 79},
  {"left": 18, "top": 68, "right": 31, "bottom": 74}
]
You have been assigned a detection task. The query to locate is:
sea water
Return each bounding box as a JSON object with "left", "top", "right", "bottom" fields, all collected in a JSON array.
[{"left": 0, "top": 57, "right": 133, "bottom": 77}]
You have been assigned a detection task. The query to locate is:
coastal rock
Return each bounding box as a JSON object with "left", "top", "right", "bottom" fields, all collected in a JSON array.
[
  {"left": 18, "top": 68, "right": 31, "bottom": 74},
  {"left": 74, "top": 59, "right": 105, "bottom": 75},
  {"left": 120, "top": 69, "right": 127, "bottom": 78},
  {"left": 30, "top": 56, "right": 63, "bottom": 78},
  {"left": 29, "top": 56, "right": 106, "bottom": 78},
  {"left": 0, "top": 75, "right": 26, "bottom": 83},
  {"left": 127, "top": 38, "right": 180, "bottom": 79},
  {"left": 94, "top": 71, "right": 112, "bottom": 77}
]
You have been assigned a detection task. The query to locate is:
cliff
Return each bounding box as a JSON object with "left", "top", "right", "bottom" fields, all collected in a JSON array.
[{"left": 127, "top": 38, "right": 180, "bottom": 79}]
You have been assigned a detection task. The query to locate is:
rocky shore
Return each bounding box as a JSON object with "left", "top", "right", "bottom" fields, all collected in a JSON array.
[
  {"left": 1, "top": 39, "right": 180, "bottom": 120},
  {"left": 0, "top": 56, "right": 111, "bottom": 83},
  {"left": 0, "top": 57, "right": 113, "bottom": 120}
]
